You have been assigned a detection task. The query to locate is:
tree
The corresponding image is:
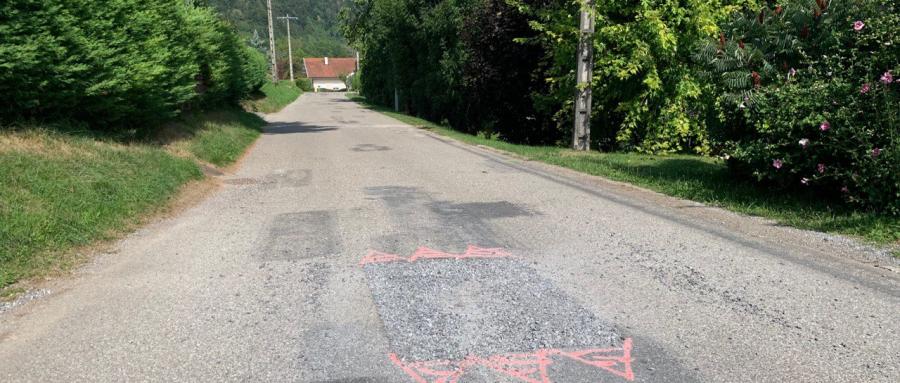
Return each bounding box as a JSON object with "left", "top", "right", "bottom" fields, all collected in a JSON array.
[
  {"left": 516, "top": 0, "right": 750, "bottom": 152},
  {"left": 341, "top": 0, "right": 557, "bottom": 143}
]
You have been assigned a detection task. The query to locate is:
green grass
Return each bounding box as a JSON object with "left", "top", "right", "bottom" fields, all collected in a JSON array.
[
  {"left": 241, "top": 80, "right": 302, "bottom": 113},
  {"left": 167, "top": 109, "right": 266, "bottom": 166},
  {"left": 0, "top": 109, "right": 265, "bottom": 290},
  {"left": 348, "top": 94, "right": 900, "bottom": 245}
]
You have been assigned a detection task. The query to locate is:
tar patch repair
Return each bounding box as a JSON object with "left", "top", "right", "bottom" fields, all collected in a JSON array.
[
  {"left": 223, "top": 169, "right": 311, "bottom": 188},
  {"left": 259, "top": 211, "right": 341, "bottom": 261},
  {"left": 351, "top": 143, "right": 392, "bottom": 152}
]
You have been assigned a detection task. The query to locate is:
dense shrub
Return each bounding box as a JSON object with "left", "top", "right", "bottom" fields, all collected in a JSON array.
[
  {"left": 350, "top": 71, "right": 361, "bottom": 91},
  {"left": 697, "top": 0, "right": 899, "bottom": 213},
  {"left": 296, "top": 78, "right": 314, "bottom": 92},
  {"left": 0, "top": 0, "right": 267, "bottom": 129}
]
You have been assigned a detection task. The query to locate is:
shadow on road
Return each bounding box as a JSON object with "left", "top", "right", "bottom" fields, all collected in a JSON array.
[
  {"left": 327, "top": 97, "right": 357, "bottom": 103},
  {"left": 264, "top": 122, "right": 337, "bottom": 135}
]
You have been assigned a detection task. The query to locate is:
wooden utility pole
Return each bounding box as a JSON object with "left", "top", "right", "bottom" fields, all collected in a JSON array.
[
  {"left": 278, "top": 14, "right": 299, "bottom": 81},
  {"left": 266, "top": 0, "right": 277, "bottom": 82},
  {"left": 573, "top": 0, "right": 595, "bottom": 150}
]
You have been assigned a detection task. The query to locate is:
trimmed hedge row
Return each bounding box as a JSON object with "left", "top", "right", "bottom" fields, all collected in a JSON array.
[{"left": 0, "top": 0, "right": 268, "bottom": 128}]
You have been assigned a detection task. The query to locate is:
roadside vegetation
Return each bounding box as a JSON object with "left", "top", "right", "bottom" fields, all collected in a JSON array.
[
  {"left": 0, "top": 1, "right": 300, "bottom": 293},
  {"left": 242, "top": 81, "right": 303, "bottom": 114},
  {"left": 0, "top": 127, "right": 201, "bottom": 289},
  {"left": 179, "top": 110, "right": 266, "bottom": 166},
  {"left": 342, "top": 0, "right": 898, "bottom": 241},
  {"left": 1, "top": 0, "right": 269, "bottom": 126},
  {"left": 0, "top": 110, "right": 269, "bottom": 291},
  {"left": 349, "top": 94, "right": 899, "bottom": 245}
]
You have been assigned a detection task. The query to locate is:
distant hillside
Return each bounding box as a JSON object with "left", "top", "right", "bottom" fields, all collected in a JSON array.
[{"left": 210, "top": 0, "right": 353, "bottom": 77}]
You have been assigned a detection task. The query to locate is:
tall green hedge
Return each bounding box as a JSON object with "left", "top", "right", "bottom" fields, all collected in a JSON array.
[
  {"left": 341, "top": 0, "right": 558, "bottom": 145},
  {"left": 0, "top": 0, "right": 267, "bottom": 129}
]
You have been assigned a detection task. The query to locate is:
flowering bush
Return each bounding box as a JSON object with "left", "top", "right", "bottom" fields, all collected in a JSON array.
[{"left": 697, "top": 0, "right": 899, "bottom": 214}]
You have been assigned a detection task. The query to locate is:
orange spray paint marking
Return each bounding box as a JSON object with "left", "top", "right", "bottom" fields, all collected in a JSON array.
[
  {"left": 389, "top": 338, "right": 634, "bottom": 383},
  {"left": 359, "top": 245, "right": 512, "bottom": 266}
]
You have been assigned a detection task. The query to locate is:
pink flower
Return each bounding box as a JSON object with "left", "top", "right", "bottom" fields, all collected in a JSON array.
[
  {"left": 819, "top": 121, "right": 830, "bottom": 131},
  {"left": 799, "top": 138, "right": 810, "bottom": 148},
  {"left": 853, "top": 21, "right": 865, "bottom": 31},
  {"left": 872, "top": 147, "right": 881, "bottom": 158},
  {"left": 773, "top": 159, "right": 783, "bottom": 169},
  {"left": 881, "top": 71, "right": 894, "bottom": 84},
  {"left": 860, "top": 83, "right": 870, "bottom": 94},
  {"left": 788, "top": 68, "right": 797, "bottom": 77},
  {"left": 841, "top": 186, "right": 849, "bottom": 193},
  {"left": 817, "top": 163, "right": 826, "bottom": 173},
  {"left": 801, "top": 177, "right": 810, "bottom": 185}
]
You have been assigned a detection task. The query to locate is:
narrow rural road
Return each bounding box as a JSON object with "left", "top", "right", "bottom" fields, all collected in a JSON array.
[{"left": 2, "top": 93, "right": 898, "bottom": 382}]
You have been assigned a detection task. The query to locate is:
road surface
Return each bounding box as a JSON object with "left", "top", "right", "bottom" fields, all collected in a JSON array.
[{"left": 1, "top": 93, "right": 898, "bottom": 382}]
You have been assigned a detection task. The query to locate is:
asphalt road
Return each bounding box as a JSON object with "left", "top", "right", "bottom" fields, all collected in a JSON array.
[{"left": 1, "top": 93, "right": 898, "bottom": 382}]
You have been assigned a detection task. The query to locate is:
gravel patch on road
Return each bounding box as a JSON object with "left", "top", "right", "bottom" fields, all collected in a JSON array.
[
  {"left": 364, "top": 257, "right": 622, "bottom": 362},
  {"left": 0, "top": 289, "right": 51, "bottom": 314}
]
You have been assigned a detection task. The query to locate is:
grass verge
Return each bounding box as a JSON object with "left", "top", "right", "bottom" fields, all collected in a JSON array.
[
  {"left": 348, "top": 94, "right": 899, "bottom": 245},
  {"left": 241, "top": 80, "right": 302, "bottom": 113},
  {"left": 163, "top": 109, "right": 265, "bottom": 166},
  {"left": 0, "top": 109, "right": 265, "bottom": 291}
]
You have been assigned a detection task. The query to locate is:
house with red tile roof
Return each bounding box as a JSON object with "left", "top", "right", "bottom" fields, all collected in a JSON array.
[{"left": 302, "top": 57, "right": 357, "bottom": 92}]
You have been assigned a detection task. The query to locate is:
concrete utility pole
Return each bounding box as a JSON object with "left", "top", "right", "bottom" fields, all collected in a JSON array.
[
  {"left": 266, "top": 0, "right": 277, "bottom": 82},
  {"left": 394, "top": 88, "right": 399, "bottom": 112},
  {"left": 573, "top": 0, "right": 595, "bottom": 150},
  {"left": 278, "top": 14, "right": 299, "bottom": 81}
]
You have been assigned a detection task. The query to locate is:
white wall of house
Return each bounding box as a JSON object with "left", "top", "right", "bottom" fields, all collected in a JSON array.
[{"left": 312, "top": 78, "right": 347, "bottom": 92}]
